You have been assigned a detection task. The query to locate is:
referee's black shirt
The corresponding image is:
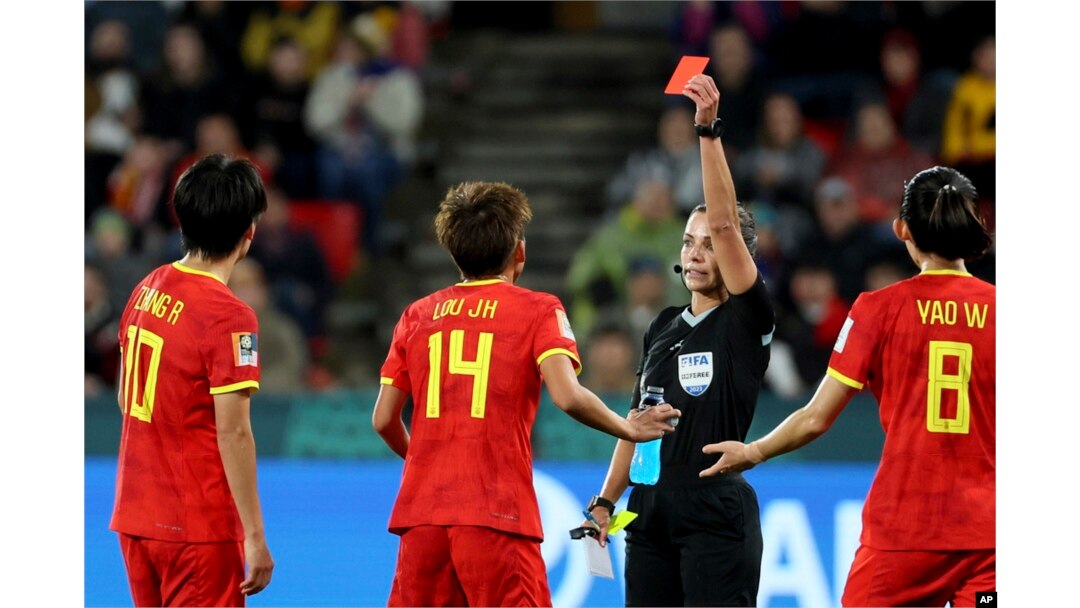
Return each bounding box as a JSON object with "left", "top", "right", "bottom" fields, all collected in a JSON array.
[{"left": 631, "top": 273, "right": 774, "bottom": 481}]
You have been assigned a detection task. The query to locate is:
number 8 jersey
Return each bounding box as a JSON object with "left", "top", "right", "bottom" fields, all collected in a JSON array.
[
  {"left": 379, "top": 279, "right": 581, "bottom": 542},
  {"left": 827, "top": 269, "right": 995, "bottom": 550}
]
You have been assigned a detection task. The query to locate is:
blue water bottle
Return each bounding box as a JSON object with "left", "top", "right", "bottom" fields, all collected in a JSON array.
[{"left": 629, "top": 386, "right": 665, "bottom": 485}]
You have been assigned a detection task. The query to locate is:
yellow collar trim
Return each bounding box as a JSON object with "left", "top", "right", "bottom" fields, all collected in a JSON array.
[
  {"left": 920, "top": 269, "right": 972, "bottom": 277},
  {"left": 173, "top": 261, "right": 226, "bottom": 284},
  {"left": 456, "top": 279, "right": 507, "bottom": 287}
]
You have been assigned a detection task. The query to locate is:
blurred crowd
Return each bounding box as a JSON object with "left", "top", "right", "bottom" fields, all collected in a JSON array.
[
  {"left": 84, "top": 0, "right": 447, "bottom": 396},
  {"left": 86, "top": 1, "right": 995, "bottom": 402},
  {"left": 567, "top": 0, "right": 995, "bottom": 398}
]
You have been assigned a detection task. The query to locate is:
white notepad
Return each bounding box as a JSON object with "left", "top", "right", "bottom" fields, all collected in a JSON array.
[{"left": 582, "top": 536, "right": 614, "bottom": 579}]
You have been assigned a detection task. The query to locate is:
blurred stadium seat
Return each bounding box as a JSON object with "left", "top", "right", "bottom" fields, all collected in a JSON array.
[
  {"left": 802, "top": 118, "right": 847, "bottom": 163},
  {"left": 289, "top": 200, "right": 363, "bottom": 283}
]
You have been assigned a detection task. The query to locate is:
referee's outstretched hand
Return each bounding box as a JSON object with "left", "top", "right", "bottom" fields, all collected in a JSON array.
[{"left": 699, "top": 441, "right": 755, "bottom": 477}]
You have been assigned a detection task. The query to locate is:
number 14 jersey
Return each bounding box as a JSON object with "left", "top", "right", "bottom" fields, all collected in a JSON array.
[{"left": 380, "top": 280, "right": 581, "bottom": 542}]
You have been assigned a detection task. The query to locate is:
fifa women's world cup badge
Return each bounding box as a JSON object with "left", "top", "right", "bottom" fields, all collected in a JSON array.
[
  {"left": 233, "top": 332, "right": 259, "bottom": 367},
  {"left": 678, "top": 352, "right": 712, "bottom": 396}
]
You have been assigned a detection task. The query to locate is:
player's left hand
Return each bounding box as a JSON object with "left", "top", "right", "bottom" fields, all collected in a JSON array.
[
  {"left": 699, "top": 440, "right": 754, "bottom": 477},
  {"left": 240, "top": 536, "right": 274, "bottom": 595}
]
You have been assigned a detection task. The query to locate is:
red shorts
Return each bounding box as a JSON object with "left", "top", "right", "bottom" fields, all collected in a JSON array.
[
  {"left": 388, "top": 525, "right": 552, "bottom": 607},
  {"left": 842, "top": 544, "right": 995, "bottom": 607},
  {"left": 119, "top": 533, "right": 245, "bottom": 607}
]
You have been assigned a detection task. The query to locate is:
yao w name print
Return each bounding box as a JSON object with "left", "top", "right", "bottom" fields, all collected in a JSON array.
[{"left": 916, "top": 299, "right": 989, "bottom": 328}]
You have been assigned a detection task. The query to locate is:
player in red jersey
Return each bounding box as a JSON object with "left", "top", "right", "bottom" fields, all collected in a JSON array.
[
  {"left": 703, "top": 166, "right": 995, "bottom": 607},
  {"left": 111, "top": 154, "right": 274, "bottom": 606},
  {"left": 372, "top": 181, "right": 682, "bottom": 607}
]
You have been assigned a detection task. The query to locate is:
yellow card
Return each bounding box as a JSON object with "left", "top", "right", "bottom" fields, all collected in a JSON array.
[{"left": 607, "top": 510, "right": 638, "bottom": 535}]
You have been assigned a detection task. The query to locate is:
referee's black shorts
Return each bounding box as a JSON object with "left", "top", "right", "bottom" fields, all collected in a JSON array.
[{"left": 623, "top": 466, "right": 762, "bottom": 607}]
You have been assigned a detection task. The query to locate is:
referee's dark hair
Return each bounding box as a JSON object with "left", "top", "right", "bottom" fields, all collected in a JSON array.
[
  {"left": 172, "top": 153, "right": 268, "bottom": 261},
  {"left": 900, "top": 166, "right": 993, "bottom": 261}
]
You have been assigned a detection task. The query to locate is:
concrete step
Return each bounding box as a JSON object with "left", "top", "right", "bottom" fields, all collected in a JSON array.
[
  {"left": 447, "top": 139, "right": 638, "bottom": 165},
  {"left": 456, "top": 108, "right": 654, "bottom": 137},
  {"left": 527, "top": 215, "right": 596, "bottom": 242},
  {"left": 485, "top": 31, "right": 674, "bottom": 61},
  {"left": 437, "top": 160, "right": 622, "bottom": 192},
  {"left": 410, "top": 240, "right": 454, "bottom": 270},
  {"left": 464, "top": 87, "right": 661, "bottom": 114}
]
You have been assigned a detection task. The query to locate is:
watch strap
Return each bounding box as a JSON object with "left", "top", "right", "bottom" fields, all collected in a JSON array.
[
  {"left": 693, "top": 117, "right": 724, "bottom": 138},
  {"left": 587, "top": 495, "right": 617, "bottom": 515}
]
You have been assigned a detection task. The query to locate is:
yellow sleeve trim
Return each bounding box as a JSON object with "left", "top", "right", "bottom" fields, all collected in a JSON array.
[
  {"left": 380, "top": 377, "right": 395, "bottom": 385},
  {"left": 210, "top": 380, "right": 260, "bottom": 395},
  {"left": 827, "top": 368, "right": 864, "bottom": 390},
  {"left": 537, "top": 348, "right": 582, "bottom": 376}
]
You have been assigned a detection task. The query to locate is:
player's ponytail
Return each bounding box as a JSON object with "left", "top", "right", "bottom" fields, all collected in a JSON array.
[{"left": 901, "top": 166, "right": 992, "bottom": 261}]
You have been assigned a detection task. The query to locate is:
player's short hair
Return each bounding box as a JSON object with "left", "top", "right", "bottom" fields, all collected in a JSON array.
[
  {"left": 435, "top": 182, "right": 533, "bottom": 279},
  {"left": 900, "top": 166, "right": 992, "bottom": 261},
  {"left": 172, "top": 154, "right": 267, "bottom": 261},
  {"left": 689, "top": 202, "right": 758, "bottom": 259}
]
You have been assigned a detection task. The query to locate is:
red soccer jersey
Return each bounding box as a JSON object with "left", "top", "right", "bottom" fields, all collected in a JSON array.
[
  {"left": 827, "top": 270, "right": 995, "bottom": 550},
  {"left": 380, "top": 279, "right": 581, "bottom": 542},
  {"left": 110, "top": 262, "right": 260, "bottom": 542}
]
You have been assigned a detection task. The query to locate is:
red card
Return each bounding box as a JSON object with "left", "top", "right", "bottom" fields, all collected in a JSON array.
[{"left": 664, "top": 56, "right": 710, "bottom": 94}]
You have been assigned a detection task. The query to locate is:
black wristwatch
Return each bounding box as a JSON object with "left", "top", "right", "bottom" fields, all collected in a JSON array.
[
  {"left": 587, "top": 495, "right": 617, "bottom": 516},
  {"left": 694, "top": 117, "right": 724, "bottom": 138}
]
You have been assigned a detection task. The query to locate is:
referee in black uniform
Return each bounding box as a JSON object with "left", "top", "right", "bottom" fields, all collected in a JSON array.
[{"left": 582, "top": 74, "right": 773, "bottom": 606}]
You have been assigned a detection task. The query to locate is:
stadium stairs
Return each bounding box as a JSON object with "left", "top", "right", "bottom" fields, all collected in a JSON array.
[{"left": 323, "top": 27, "right": 674, "bottom": 385}]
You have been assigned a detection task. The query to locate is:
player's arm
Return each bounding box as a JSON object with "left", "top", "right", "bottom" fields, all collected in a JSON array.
[
  {"left": 683, "top": 74, "right": 758, "bottom": 295},
  {"left": 540, "top": 354, "right": 680, "bottom": 442},
  {"left": 215, "top": 389, "right": 274, "bottom": 595},
  {"left": 700, "top": 375, "right": 857, "bottom": 477},
  {"left": 371, "top": 384, "right": 410, "bottom": 459}
]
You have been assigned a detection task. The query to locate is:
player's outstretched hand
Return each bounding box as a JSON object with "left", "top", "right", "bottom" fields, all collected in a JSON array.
[
  {"left": 627, "top": 403, "right": 681, "bottom": 443},
  {"left": 699, "top": 440, "right": 755, "bottom": 477},
  {"left": 681, "top": 73, "right": 720, "bottom": 127},
  {"left": 240, "top": 537, "right": 274, "bottom": 596}
]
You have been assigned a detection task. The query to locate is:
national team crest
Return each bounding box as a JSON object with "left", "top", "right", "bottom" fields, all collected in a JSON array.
[
  {"left": 233, "top": 332, "right": 259, "bottom": 367},
  {"left": 678, "top": 352, "right": 712, "bottom": 396},
  {"left": 834, "top": 317, "right": 854, "bottom": 353},
  {"left": 555, "top": 308, "right": 576, "bottom": 342}
]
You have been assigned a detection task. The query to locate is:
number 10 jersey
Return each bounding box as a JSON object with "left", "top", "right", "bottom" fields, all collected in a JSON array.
[{"left": 110, "top": 262, "right": 260, "bottom": 543}]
